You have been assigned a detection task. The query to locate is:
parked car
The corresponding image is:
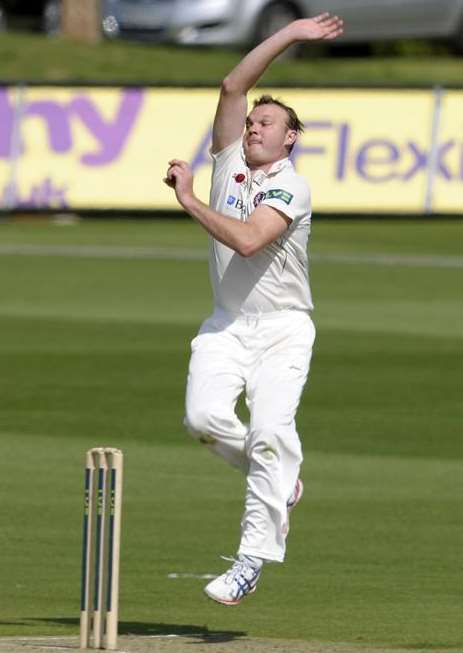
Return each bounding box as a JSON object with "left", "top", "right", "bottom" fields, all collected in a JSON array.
[
  {"left": 2, "top": 0, "right": 463, "bottom": 55},
  {"left": 101, "top": 0, "right": 463, "bottom": 53}
]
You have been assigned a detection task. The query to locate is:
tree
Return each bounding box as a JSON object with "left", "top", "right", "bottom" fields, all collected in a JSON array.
[{"left": 61, "top": 0, "right": 101, "bottom": 43}]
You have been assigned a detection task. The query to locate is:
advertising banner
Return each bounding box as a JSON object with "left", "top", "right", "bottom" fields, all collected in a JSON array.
[
  {"left": 431, "top": 90, "right": 463, "bottom": 214},
  {"left": 0, "top": 85, "right": 461, "bottom": 214}
]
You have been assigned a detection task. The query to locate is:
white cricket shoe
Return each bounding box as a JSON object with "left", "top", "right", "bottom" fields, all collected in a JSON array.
[
  {"left": 283, "top": 478, "right": 304, "bottom": 537},
  {"left": 204, "top": 556, "right": 261, "bottom": 606}
]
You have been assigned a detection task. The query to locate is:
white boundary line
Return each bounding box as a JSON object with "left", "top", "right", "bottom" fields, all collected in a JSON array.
[{"left": 0, "top": 243, "right": 462, "bottom": 269}]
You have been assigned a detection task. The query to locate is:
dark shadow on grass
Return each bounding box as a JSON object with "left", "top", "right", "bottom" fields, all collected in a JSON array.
[{"left": 13, "top": 618, "right": 246, "bottom": 643}]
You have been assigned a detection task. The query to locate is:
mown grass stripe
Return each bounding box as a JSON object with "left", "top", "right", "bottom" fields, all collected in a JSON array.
[{"left": 1, "top": 243, "right": 463, "bottom": 268}]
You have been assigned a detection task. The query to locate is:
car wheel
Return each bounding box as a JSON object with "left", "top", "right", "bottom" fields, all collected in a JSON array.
[
  {"left": 42, "top": 0, "right": 61, "bottom": 36},
  {"left": 253, "top": 1, "right": 301, "bottom": 58}
]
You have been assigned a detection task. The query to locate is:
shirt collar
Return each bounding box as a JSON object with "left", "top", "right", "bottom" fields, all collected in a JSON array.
[
  {"left": 240, "top": 151, "right": 293, "bottom": 185},
  {"left": 268, "top": 157, "right": 292, "bottom": 175},
  {"left": 252, "top": 157, "right": 292, "bottom": 186},
  {"left": 239, "top": 148, "right": 293, "bottom": 185}
]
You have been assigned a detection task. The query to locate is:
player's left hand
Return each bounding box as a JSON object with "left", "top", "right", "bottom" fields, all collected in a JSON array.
[
  {"left": 164, "top": 159, "right": 194, "bottom": 204},
  {"left": 289, "top": 13, "right": 344, "bottom": 42}
]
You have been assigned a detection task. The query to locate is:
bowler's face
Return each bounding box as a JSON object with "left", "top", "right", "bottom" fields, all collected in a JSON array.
[{"left": 243, "top": 104, "right": 296, "bottom": 169}]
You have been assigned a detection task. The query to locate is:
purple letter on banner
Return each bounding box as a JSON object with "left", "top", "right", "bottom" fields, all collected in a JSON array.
[
  {"left": 0, "top": 89, "right": 15, "bottom": 157},
  {"left": 26, "top": 100, "right": 72, "bottom": 152},
  {"left": 356, "top": 139, "right": 400, "bottom": 182},
  {"left": 191, "top": 127, "right": 213, "bottom": 172},
  {"left": 290, "top": 121, "right": 332, "bottom": 168},
  {"left": 0, "top": 87, "right": 144, "bottom": 166},
  {"left": 70, "top": 89, "right": 144, "bottom": 165}
]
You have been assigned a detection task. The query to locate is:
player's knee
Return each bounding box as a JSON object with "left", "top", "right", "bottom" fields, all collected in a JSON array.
[
  {"left": 184, "top": 404, "right": 217, "bottom": 441},
  {"left": 246, "top": 425, "right": 279, "bottom": 462},
  {"left": 247, "top": 424, "right": 302, "bottom": 465}
]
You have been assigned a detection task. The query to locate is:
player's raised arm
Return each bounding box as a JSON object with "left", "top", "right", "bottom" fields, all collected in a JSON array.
[{"left": 211, "top": 13, "right": 343, "bottom": 154}]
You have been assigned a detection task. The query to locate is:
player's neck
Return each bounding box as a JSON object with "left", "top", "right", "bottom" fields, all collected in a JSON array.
[
  {"left": 248, "top": 161, "right": 274, "bottom": 175},
  {"left": 247, "top": 155, "right": 288, "bottom": 176}
]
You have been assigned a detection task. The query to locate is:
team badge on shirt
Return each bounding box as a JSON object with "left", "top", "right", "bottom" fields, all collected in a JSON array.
[
  {"left": 266, "top": 189, "right": 294, "bottom": 205},
  {"left": 233, "top": 173, "right": 246, "bottom": 184},
  {"left": 253, "top": 192, "right": 266, "bottom": 207}
]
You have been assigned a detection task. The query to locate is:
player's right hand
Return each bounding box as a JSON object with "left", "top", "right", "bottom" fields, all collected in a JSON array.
[
  {"left": 163, "top": 166, "right": 176, "bottom": 188},
  {"left": 164, "top": 159, "right": 195, "bottom": 207}
]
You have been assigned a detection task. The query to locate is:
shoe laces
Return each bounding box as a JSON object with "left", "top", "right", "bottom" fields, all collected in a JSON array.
[{"left": 220, "top": 555, "right": 258, "bottom": 585}]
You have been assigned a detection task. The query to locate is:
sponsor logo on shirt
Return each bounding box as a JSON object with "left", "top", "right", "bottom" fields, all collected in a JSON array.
[
  {"left": 227, "top": 195, "right": 244, "bottom": 212},
  {"left": 266, "top": 189, "right": 294, "bottom": 205},
  {"left": 233, "top": 172, "right": 246, "bottom": 184},
  {"left": 253, "top": 191, "right": 266, "bottom": 207}
]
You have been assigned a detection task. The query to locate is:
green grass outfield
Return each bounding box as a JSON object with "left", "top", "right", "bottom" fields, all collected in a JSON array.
[{"left": 0, "top": 217, "right": 462, "bottom": 649}]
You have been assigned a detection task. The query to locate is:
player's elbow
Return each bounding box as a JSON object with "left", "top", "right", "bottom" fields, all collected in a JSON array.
[
  {"left": 221, "top": 75, "right": 242, "bottom": 96},
  {"left": 236, "top": 238, "right": 262, "bottom": 258}
]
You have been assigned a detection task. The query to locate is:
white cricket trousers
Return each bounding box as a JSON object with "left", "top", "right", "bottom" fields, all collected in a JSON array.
[{"left": 184, "top": 308, "right": 316, "bottom": 563}]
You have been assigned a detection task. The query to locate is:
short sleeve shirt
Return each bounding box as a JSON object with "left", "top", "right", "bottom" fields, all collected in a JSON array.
[{"left": 209, "top": 139, "right": 313, "bottom": 315}]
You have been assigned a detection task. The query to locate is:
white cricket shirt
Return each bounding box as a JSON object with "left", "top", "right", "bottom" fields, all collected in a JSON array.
[{"left": 209, "top": 138, "right": 313, "bottom": 315}]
